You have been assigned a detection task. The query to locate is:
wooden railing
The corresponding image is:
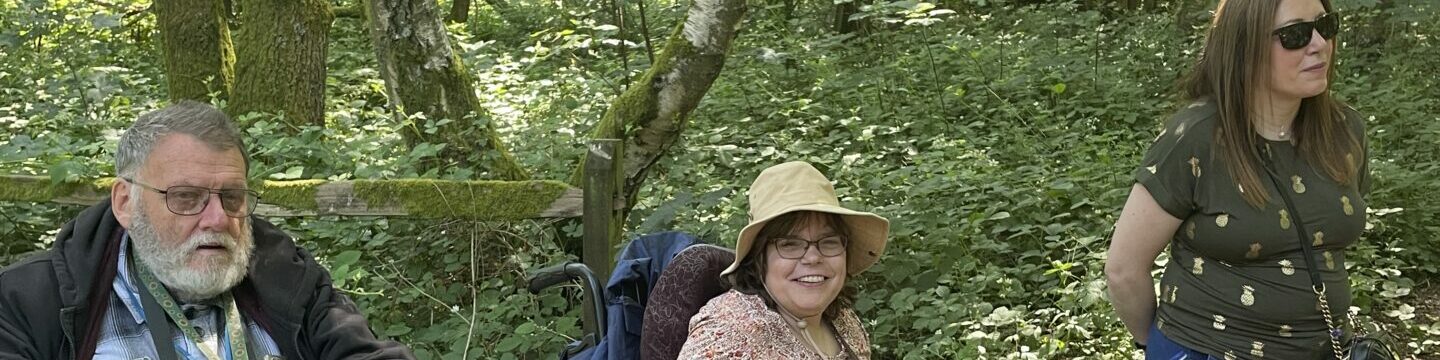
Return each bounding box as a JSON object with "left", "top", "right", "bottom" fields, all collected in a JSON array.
[{"left": 0, "top": 139, "right": 625, "bottom": 338}]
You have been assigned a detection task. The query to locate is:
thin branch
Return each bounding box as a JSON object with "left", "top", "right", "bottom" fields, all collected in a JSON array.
[
  {"left": 336, "top": 288, "right": 387, "bottom": 296},
  {"left": 382, "top": 262, "right": 474, "bottom": 327},
  {"left": 613, "top": 0, "right": 630, "bottom": 91},
  {"left": 636, "top": 0, "right": 654, "bottom": 63},
  {"left": 462, "top": 221, "right": 478, "bottom": 358}
]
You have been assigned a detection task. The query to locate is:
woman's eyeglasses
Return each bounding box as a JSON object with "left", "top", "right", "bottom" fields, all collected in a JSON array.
[
  {"left": 1273, "top": 12, "right": 1339, "bottom": 50},
  {"left": 124, "top": 178, "right": 260, "bottom": 218},
  {"left": 772, "top": 236, "right": 847, "bottom": 259}
]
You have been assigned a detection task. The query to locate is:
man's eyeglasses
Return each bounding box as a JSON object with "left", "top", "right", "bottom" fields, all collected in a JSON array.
[
  {"left": 771, "top": 236, "right": 847, "bottom": 259},
  {"left": 123, "top": 178, "right": 260, "bottom": 218},
  {"left": 1274, "top": 12, "right": 1339, "bottom": 50}
]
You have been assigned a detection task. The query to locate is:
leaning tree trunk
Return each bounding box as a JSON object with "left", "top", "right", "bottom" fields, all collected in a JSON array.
[
  {"left": 364, "top": 0, "right": 529, "bottom": 180},
  {"left": 155, "top": 0, "right": 235, "bottom": 101},
  {"left": 230, "top": 0, "right": 332, "bottom": 128},
  {"left": 568, "top": 0, "right": 748, "bottom": 221}
]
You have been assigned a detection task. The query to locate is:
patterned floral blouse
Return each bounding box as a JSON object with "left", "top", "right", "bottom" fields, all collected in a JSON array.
[
  {"left": 676, "top": 290, "right": 871, "bottom": 359},
  {"left": 1138, "top": 100, "right": 1370, "bottom": 359}
]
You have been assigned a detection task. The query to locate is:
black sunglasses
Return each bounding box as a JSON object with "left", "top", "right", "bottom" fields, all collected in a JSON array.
[{"left": 1273, "top": 12, "right": 1340, "bottom": 50}]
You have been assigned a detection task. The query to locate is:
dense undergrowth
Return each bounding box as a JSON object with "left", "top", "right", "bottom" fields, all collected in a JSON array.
[{"left": 1, "top": 0, "right": 1436, "bottom": 358}]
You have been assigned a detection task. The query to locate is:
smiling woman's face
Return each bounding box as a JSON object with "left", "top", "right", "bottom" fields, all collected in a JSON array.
[
  {"left": 764, "top": 213, "right": 847, "bottom": 319},
  {"left": 1265, "top": 0, "right": 1332, "bottom": 102}
]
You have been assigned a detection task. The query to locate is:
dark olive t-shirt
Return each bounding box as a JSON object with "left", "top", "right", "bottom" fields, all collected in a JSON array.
[{"left": 1135, "top": 100, "right": 1369, "bottom": 360}]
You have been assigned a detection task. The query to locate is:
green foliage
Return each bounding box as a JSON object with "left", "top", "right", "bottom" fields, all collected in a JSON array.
[
  {"left": 623, "top": 0, "right": 1440, "bottom": 357},
  {"left": 278, "top": 216, "right": 582, "bottom": 359},
  {"left": 2, "top": 0, "right": 1438, "bottom": 358}
]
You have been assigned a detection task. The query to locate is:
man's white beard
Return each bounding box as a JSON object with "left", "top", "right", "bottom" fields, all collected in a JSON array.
[{"left": 129, "top": 202, "right": 254, "bottom": 303}]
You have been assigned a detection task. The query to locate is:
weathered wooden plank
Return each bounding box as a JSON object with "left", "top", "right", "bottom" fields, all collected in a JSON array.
[
  {"left": 580, "top": 138, "right": 619, "bottom": 340},
  {"left": 0, "top": 175, "right": 584, "bottom": 219}
]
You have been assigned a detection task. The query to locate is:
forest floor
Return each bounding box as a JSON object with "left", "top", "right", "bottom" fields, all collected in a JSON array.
[{"left": 1414, "top": 282, "right": 1440, "bottom": 359}]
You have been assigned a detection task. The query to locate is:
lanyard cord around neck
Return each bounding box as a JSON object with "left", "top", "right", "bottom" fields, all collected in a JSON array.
[
  {"left": 130, "top": 252, "right": 250, "bottom": 360},
  {"left": 765, "top": 282, "right": 849, "bottom": 359}
]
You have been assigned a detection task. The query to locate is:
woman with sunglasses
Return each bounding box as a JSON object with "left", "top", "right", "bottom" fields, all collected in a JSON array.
[
  {"left": 677, "top": 161, "right": 889, "bottom": 359},
  {"left": 1105, "top": 0, "right": 1367, "bottom": 358}
]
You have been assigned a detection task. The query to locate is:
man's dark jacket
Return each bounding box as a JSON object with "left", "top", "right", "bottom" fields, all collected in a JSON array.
[{"left": 0, "top": 200, "right": 415, "bottom": 359}]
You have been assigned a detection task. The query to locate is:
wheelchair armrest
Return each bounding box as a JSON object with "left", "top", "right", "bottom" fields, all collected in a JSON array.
[
  {"left": 527, "top": 261, "right": 587, "bottom": 294},
  {"left": 525, "top": 261, "right": 607, "bottom": 343}
]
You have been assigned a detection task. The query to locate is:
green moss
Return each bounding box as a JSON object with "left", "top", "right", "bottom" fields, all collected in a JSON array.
[
  {"left": 0, "top": 176, "right": 59, "bottom": 202},
  {"left": 569, "top": 23, "right": 696, "bottom": 186},
  {"left": 353, "top": 179, "right": 572, "bottom": 220},
  {"left": 259, "top": 179, "right": 325, "bottom": 210},
  {"left": 155, "top": 0, "right": 235, "bottom": 101},
  {"left": 0, "top": 176, "right": 113, "bottom": 203},
  {"left": 92, "top": 178, "right": 117, "bottom": 189}
]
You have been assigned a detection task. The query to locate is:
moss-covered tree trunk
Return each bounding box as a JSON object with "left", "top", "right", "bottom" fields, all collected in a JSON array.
[
  {"left": 363, "top": 0, "right": 529, "bottom": 180},
  {"left": 155, "top": 0, "right": 235, "bottom": 101},
  {"left": 568, "top": 0, "right": 747, "bottom": 215},
  {"left": 230, "top": 0, "right": 332, "bottom": 128}
]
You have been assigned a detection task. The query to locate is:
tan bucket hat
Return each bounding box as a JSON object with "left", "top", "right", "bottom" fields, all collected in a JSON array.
[{"left": 720, "top": 161, "right": 890, "bottom": 276}]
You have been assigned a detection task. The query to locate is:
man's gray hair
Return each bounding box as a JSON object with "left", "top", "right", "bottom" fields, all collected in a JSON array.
[{"left": 115, "top": 101, "right": 249, "bottom": 178}]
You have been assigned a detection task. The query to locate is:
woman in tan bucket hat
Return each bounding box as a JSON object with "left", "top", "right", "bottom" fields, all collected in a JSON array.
[{"left": 677, "top": 161, "right": 889, "bottom": 359}]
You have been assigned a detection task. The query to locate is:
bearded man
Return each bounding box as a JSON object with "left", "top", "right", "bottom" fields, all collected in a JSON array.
[{"left": 0, "top": 101, "right": 414, "bottom": 359}]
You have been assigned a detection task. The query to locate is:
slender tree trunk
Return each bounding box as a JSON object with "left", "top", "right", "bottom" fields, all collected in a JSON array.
[
  {"left": 154, "top": 0, "right": 235, "bottom": 101},
  {"left": 230, "top": 0, "right": 332, "bottom": 128},
  {"left": 445, "top": 0, "right": 469, "bottom": 23},
  {"left": 1362, "top": 0, "right": 1394, "bottom": 47},
  {"left": 833, "top": 0, "right": 865, "bottom": 34},
  {"left": 781, "top": 0, "right": 796, "bottom": 21},
  {"left": 364, "top": 0, "right": 530, "bottom": 180},
  {"left": 568, "top": 0, "right": 748, "bottom": 217}
]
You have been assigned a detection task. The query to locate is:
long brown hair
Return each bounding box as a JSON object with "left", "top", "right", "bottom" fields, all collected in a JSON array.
[
  {"left": 722, "top": 211, "right": 857, "bottom": 321},
  {"left": 1180, "top": 0, "right": 1361, "bottom": 208}
]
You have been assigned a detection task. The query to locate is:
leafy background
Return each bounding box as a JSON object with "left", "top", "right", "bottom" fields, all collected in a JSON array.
[{"left": 1, "top": 0, "right": 1436, "bottom": 358}]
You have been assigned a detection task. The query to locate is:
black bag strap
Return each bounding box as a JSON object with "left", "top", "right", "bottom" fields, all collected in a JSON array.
[
  {"left": 1258, "top": 149, "right": 1346, "bottom": 359},
  {"left": 129, "top": 246, "right": 182, "bottom": 360},
  {"left": 1259, "top": 158, "right": 1326, "bottom": 291}
]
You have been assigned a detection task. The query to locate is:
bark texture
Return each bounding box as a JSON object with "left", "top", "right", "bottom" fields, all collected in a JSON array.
[
  {"left": 364, "top": 0, "right": 529, "bottom": 180},
  {"left": 155, "top": 0, "right": 235, "bottom": 101},
  {"left": 230, "top": 0, "right": 333, "bottom": 128},
  {"left": 568, "top": 0, "right": 747, "bottom": 214}
]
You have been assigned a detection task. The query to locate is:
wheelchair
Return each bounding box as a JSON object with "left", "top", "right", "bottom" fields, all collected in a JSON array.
[{"left": 527, "top": 231, "right": 735, "bottom": 360}]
